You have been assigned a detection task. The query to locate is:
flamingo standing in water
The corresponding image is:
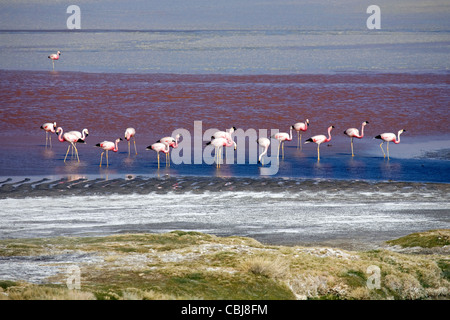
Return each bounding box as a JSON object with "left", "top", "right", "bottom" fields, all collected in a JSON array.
[
  {"left": 271, "top": 126, "right": 293, "bottom": 159},
  {"left": 374, "top": 129, "right": 406, "bottom": 160},
  {"left": 158, "top": 133, "right": 181, "bottom": 166},
  {"left": 147, "top": 142, "right": 170, "bottom": 169},
  {"left": 67, "top": 128, "right": 89, "bottom": 158},
  {"left": 305, "top": 125, "right": 335, "bottom": 161},
  {"left": 294, "top": 119, "right": 309, "bottom": 149},
  {"left": 125, "top": 128, "right": 137, "bottom": 156},
  {"left": 96, "top": 138, "right": 122, "bottom": 167},
  {"left": 257, "top": 137, "right": 271, "bottom": 166},
  {"left": 55, "top": 127, "right": 84, "bottom": 162},
  {"left": 48, "top": 51, "right": 61, "bottom": 70},
  {"left": 212, "top": 127, "right": 237, "bottom": 150},
  {"left": 40, "top": 122, "right": 56, "bottom": 148},
  {"left": 206, "top": 137, "right": 234, "bottom": 168},
  {"left": 344, "top": 121, "right": 369, "bottom": 157}
]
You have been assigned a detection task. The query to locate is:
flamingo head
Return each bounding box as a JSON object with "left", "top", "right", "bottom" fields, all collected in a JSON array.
[
  {"left": 399, "top": 129, "right": 406, "bottom": 134},
  {"left": 175, "top": 133, "right": 181, "bottom": 139},
  {"left": 57, "top": 51, "right": 61, "bottom": 55},
  {"left": 306, "top": 119, "right": 310, "bottom": 125},
  {"left": 55, "top": 127, "right": 62, "bottom": 134},
  {"left": 84, "top": 128, "right": 89, "bottom": 136},
  {"left": 229, "top": 127, "right": 236, "bottom": 133},
  {"left": 363, "top": 121, "right": 369, "bottom": 126},
  {"left": 116, "top": 138, "right": 123, "bottom": 143}
]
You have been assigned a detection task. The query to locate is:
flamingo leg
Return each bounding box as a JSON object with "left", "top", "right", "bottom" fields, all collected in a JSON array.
[
  {"left": 282, "top": 142, "right": 285, "bottom": 159},
  {"left": 133, "top": 137, "right": 137, "bottom": 155},
  {"left": 167, "top": 150, "right": 170, "bottom": 167},
  {"left": 351, "top": 137, "right": 354, "bottom": 157},
  {"left": 106, "top": 150, "right": 109, "bottom": 167},
  {"left": 387, "top": 142, "right": 390, "bottom": 160},
  {"left": 297, "top": 132, "right": 300, "bottom": 149},
  {"left": 100, "top": 152, "right": 104, "bottom": 167},
  {"left": 277, "top": 141, "right": 280, "bottom": 158},
  {"left": 64, "top": 145, "right": 71, "bottom": 163},
  {"left": 49, "top": 134, "right": 52, "bottom": 148},
  {"left": 379, "top": 142, "right": 386, "bottom": 158},
  {"left": 73, "top": 144, "right": 80, "bottom": 162},
  {"left": 157, "top": 152, "right": 160, "bottom": 169},
  {"left": 317, "top": 144, "right": 320, "bottom": 162},
  {"left": 128, "top": 140, "right": 131, "bottom": 156}
]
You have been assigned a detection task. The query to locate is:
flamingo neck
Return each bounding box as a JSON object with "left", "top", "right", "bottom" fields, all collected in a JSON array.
[
  {"left": 394, "top": 131, "right": 403, "bottom": 144},
  {"left": 326, "top": 127, "right": 333, "bottom": 142},
  {"left": 359, "top": 123, "right": 366, "bottom": 138},
  {"left": 56, "top": 128, "right": 64, "bottom": 142}
]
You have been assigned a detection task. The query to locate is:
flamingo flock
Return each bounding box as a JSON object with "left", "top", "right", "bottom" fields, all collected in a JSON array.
[{"left": 42, "top": 120, "right": 406, "bottom": 169}]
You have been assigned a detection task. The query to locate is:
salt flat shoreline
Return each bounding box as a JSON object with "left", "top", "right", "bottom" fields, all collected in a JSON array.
[{"left": 1, "top": 175, "right": 449, "bottom": 199}]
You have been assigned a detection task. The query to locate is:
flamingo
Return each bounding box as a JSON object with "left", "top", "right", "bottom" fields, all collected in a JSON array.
[
  {"left": 125, "top": 128, "right": 137, "bottom": 156},
  {"left": 294, "top": 119, "right": 309, "bottom": 149},
  {"left": 55, "top": 127, "right": 84, "bottom": 162},
  {"left": 257, "top": 137, "right": 271, "bottom": 166},
  {"left": 40, "top": 122, "right": 56, "bottom": 148},
  {"left": 146, "top": 142, "right": 170, "bottom": 169},
  {"left": 48, "top": 51, "right": 61, "bottom": 70},
  {"left": 206, "top": 137, "right": 234, "bottom": 168},
  {"left": 66, "top": 128, "right": 89, "bottom": 158},
  {"left": 305, "top": 125, "right": 335, "bottom": 161},
  {"left": 96, "top": 138, "right": 122, "bottom": 167},
  {"left": 157, "top": 133, "right": 181, "bottom": 166},
  {"left": 344, "top": 121, "right": 369, "bottom": 157},
  {"left": 374, "top": 129, "right": 406, "bottom": 160},
  {"left": 212, "top": 127, "right": 237, "bottom": 150},
  {"left": 271, "top": 126, "right": 293, "bottom": 159}
]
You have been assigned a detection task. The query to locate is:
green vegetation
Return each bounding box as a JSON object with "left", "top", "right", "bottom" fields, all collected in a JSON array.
[
  {"left": 386, "top": 229, "right": 450, "bottom": 248},
  {"left": 0, "top": 230, "right": 449, "bottom": 300}
]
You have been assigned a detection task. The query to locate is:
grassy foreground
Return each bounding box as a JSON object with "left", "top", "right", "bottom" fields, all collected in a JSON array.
[{"left": 0, "top": 229, "right": 449, "bottom": 300}]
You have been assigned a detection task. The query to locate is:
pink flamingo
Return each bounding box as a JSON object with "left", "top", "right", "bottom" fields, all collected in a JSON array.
[
  {"left": 206, "top": 137, "right": 234, "bottom": 168},
  {"left": 146, "top": 142, "right": 170, "bottom": 169},
  {"left": 305, "top": 125, "right": 335, "bottom": 161},
  {"left": 40, "top": 122, "right": 56, "bottom": 148},
  {"left": 55, "top": 127, "right": 84, "bottom": 162},
  {"left": 257, "top": 137, "right": 271, "bottom": 166},
  {"left": 344, "top": 121, "right": 369, "bottom": 157},
  {"left": 125, "top": 128, "right": 137, "bottom": 156},
  {"left": 48, "top": 51, "right": 61, "bottom": 70},
  {"left": 96, "top": 138, "right": 122, "bottom": 167},
  {"left": 158, "top": 134, "right": 181, "bottom": 166},
  {"left": 67, "top": 128, "right": 89, "bottom": 158},
  {"left": 374, "top": 129, "right": 405, "bottom": 160},
  {"left": 294, "top": 119, "right": 309, "bottom": 149},
  {"left": 271, "top": 126, "right": 293, "bottom": 159},
  {"left": 212, "top": 127, "right": 237, "bottom": 150}
]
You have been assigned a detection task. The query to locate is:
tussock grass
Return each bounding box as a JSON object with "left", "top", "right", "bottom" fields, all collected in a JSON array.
[
  {"left": 0, "top": 230, "right": 449, "bottom": 300},
  {"left": 386, "top": 229, "right": 450, "bottom": 248}
]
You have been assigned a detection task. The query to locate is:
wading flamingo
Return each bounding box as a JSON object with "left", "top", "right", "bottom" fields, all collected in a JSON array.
[
  {"left": 271, "top": 126, "right": 293, "bottom": 159},
  {"left": 374, "top": 129, "right": 406, "bottom": 160},
  {"left": 344, "top": 121, "right": 369, "bottom": 157},
  {"left": 48, "top": 51, "right": 61, "bottom": 70},
  {"left": 96, "top": 138, "right": 122, "bottom": 167},
  {"left": 146, "top": 142, "right": 170, "bottom": 169},
  {"left": 158, "top": 133, "right": 181, "bottom": 166},
  {"left": 257, "top": 137, "right": 271, "bottom": 166},
  {"left": 40, "top": 122, "right": 56, "bottom": 148},
  {"left": 125, "top": 128, "right": 137, "bottom": 156},
  {"left": 305, "top": 125, "right": 335, "bottom": 161},
  {"left": 67, "top": 128, "right": 89, "bottom": 158},
  {"left": 55, "top": 127, "right": 84, "bottom": 162},
  {"left": 212, "top": 127, "right": 237, "bottom": 150},
  {"left": 294, "top": 119, "right": 309, "bottom": 149},
  {"left": 206, "top": 137, "right": 234, "bottom": 168}
]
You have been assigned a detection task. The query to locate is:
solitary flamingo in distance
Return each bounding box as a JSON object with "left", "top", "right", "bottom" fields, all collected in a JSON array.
[
  {"left": 158, "top": 133, "right": 181, "bottom": 166},
  {"left": 40, "top": 122, "right": 56, "bottom": 148},
  {"left": 305, "top": 125, "right": 335, "bottom": 161},
  {"left": 206, "top": 137, "right": 234, "bottom": 168},
  {"left": 344, "top": 121, "right": 369, "bottom": 157},
  {"left": 212, "top": 127, "right": 237, "bottom": 150},
  {"left": 146, "top": 142, "right": 170, "bottom": 169},
  {"left": 55, "top": 127, "right": 84, "bottom": 162},
  {"left": 48, "top": 51, "right": 61, "bottom": 70},
  {"left": 257, "top": 137, "right": 271, "bottom": 166},
  {"left": 374, "top": 129, "right": 406, "bottom": 160},
  {"left": 96, "top": 138, "right": 122, "bottom": 167},
  {"left": 294, "top": 119, "right": 309, "bottom": 149},
  {"left": 271, "top": 126, "right": 293, "bottom": 159},
  {"left": 125, "top": 128, "right": 137, "bottom": 156}
]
